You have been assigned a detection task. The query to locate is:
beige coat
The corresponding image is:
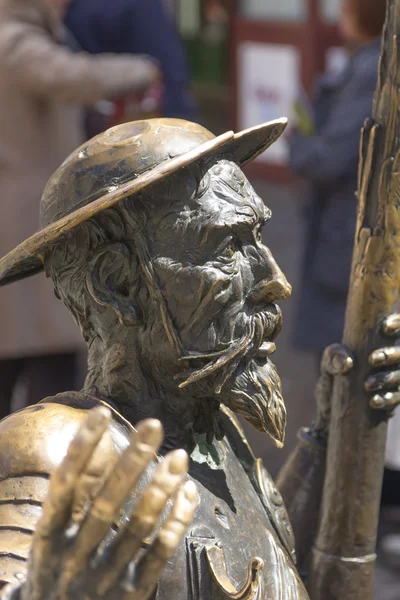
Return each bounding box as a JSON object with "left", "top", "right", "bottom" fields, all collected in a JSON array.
[{"left": 0, "top": 0, "right": 158, "bottom": 358}]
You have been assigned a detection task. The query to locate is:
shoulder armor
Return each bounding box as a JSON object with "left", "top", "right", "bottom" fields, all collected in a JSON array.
[
  {"left": 0, "top": 398, "right": 90, "bottom": 588},
  {"left": 0, "top": 400, "right": 90, "bottom": 479},
  {"left": 0, "top": 392, "right": 132, "bottom": 480},
  {"left": 0, "top": 393, "right": 130, "bottom": 589}
]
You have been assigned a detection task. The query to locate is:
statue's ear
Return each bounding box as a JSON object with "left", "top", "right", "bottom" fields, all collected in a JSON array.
[{"left": 86, "top": 243, "right": 138, "bottom": 325}]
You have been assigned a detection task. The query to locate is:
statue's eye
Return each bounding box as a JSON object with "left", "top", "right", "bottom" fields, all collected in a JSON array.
[
  {"left": 196, "top": 171, "right": 211, "bottom": 198},
  {"left": 223, "top": 238, "right": 240, "bottom": 258},
  {"left": 187, "top": 171, "right": 210, "bottom": 200}
]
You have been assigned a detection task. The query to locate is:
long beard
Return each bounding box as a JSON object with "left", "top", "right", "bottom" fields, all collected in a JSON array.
[
  {"left": 175, "top": 307, "right": 287, "bottom": 447},
  {"left": 218, "top": 357, "right": 286, "bottom": 448}
]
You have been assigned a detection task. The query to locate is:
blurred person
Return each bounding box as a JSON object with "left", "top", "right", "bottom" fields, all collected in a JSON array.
[
  {"left": 64, "top": 0, "right": 198, "bottom": 126},
  {"left": 289, "top": 0, "right": 386, "bottom": 359},
  {"left": 289, "top": 0, "right": 400, "bottom": 531},
  {"left": 0, "top": 0, "right": 160, "bottom": 419}
]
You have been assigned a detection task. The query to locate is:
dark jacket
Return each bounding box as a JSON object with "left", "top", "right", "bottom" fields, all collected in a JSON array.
[
  {"left": 65, "top": 0, "right": 198, "bottom": 121},
  {"left": 289, "top": 38, "right": 381, "bottom": 351}
]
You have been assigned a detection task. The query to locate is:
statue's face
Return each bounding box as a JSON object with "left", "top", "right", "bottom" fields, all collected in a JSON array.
[{"left": 140, "top": 159, "right": 291, "bottom": 446}]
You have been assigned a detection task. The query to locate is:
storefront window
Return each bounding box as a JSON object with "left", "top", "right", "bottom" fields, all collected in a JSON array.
[
  {"left": 178, "top": 0, "right": 201, "bottom": 38},
  {"left": 320, "top": 0, "right": 341, "bottom": 23},
  {"left": 240, "top": 0, "right": 306, "bottom": 22},
  {"left": 177, "top": 0, "right": 230, "bottom": 84}
]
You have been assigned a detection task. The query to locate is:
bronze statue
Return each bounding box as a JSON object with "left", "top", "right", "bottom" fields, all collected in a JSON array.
[{"left": 0, "top": 115, "right": 399, "bottom": 600}]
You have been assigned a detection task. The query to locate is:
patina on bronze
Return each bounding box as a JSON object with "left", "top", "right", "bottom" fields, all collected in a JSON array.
[{"left": 0, "top": 77, "right": 399, "bottom": 598}]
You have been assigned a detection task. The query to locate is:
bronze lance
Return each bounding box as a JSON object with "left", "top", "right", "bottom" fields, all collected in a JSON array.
[{"left": 309, "top": 1, "right": 400, "bottom": 598}]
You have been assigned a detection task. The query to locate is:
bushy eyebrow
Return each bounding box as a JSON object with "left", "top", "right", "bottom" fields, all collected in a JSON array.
[
  {"left": 193, "top": 204, "right": 268, "bottom": 250},
  {"left": 215, "top": 182, "right": 269, "bottom": 229},
  {"left": 152, "top": 166, "right": 271, "bottom": 249},
  {"left": 217, "top": 175, "right": 268, "bottom": 217}
]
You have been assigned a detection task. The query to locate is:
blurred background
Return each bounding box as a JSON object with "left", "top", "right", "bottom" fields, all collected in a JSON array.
[{"left": 0, "top": 0, "right": 398, "bottom": 596}]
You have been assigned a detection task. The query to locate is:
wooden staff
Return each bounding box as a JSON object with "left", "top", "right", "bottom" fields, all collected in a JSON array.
[{"left": 309, "top": 2, "right": 400, "bottom": 598}]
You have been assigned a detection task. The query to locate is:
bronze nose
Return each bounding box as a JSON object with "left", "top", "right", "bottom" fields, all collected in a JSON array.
[{"left": 249, "top": 275, "right": 292, "bottom": 304}]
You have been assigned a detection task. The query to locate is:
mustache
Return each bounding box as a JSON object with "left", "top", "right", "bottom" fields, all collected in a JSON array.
[{"left": 175, "top": 304, "right": 282, "bottom": 393}]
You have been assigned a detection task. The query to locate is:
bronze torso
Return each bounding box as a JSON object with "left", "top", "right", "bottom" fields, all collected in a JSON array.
[
  {"left": 158, "top": 431, "right": 306, "bottom": 600},
  {"left": 0, "top": 393, "right": 307, "bottom": 599}
]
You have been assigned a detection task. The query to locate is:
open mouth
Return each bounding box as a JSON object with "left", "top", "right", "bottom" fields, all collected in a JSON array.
[{"left": 252, "top": 305, "right": 282, "bottom": 358}]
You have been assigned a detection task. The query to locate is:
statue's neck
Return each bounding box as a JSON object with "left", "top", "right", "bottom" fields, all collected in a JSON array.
[{"left": 82, "top": 339, "right": 221, "bottom": 452}]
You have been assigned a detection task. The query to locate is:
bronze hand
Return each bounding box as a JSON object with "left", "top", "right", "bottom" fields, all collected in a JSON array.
[
  {"left": 9, "top": 407, "right": 197, "bottom": 600},
  {"left": 365, "top": 314, "right": 400, "bottom": 410},
  {"left": 315, "top": 314, "right": 400, "bottom": 430}
]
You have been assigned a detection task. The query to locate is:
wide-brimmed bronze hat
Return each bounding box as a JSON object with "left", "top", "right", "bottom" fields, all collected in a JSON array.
[{"left": 0, "top": 117, "right": 287, "bottom": 287}]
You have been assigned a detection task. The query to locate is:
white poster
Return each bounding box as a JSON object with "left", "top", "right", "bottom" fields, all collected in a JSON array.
[
  {"left": 178, "top": 0, "right": 200, "bottom": 38},
  {"left": 238, "top": 42, "right": 300, "bottom": 165}
]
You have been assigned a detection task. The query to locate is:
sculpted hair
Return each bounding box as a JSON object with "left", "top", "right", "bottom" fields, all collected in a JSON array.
[
  {"left": 43, "top": 166, "right": 204, "bottom": 344},
  {"left": 43, "top": 197, "right": 149, "bottom": 342}
]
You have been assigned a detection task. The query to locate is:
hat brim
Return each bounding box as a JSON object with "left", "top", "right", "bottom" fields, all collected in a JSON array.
[{"left": 0, "top": 118, "right": 287, "bottom": 287}]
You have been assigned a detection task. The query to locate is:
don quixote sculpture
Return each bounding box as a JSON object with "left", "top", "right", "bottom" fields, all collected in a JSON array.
[{"left": 1, "top": 2, "right": 400, "bottom": 599}]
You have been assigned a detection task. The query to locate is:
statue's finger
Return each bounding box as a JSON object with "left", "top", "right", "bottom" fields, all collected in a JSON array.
[
  {"left": 369, "top": 346, "right": 400, "bottom": 367},
  {"left": 59, "top": 419, "right": 163, "bottom": 588},
  {"left": 364, "top": 369, "right": 400, "bottom": 392},
  {"left": 320, "top": 343, "right": 354, "bottom": 376},
  {"left": 370, "top": 392, "right": 400, "bottom": 410},
  {"left": 382, "top": 314, "right": 400, "bottom": 337},
  {"left": 125, "top": 481, "right": 198, "bottom": 600},
  {"left": 71, "top": 427, "right": 116, "bottom": 526},
  {"left": 96, "top": 449, "right": 189, "bottom": 596},
  {"left": 37, "top": 406, "right": 111, "bottom": 535}
]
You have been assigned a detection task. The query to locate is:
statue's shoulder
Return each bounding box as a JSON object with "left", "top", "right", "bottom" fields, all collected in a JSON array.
[
  {"left": 0, "top": 394, "right": 90, "bottom": 478},
  {"left": 0, "top": 393, "right": 132, "bottom": 588},
  {"left": 0, "top": 392, "right": 131, "bottom": 479}
]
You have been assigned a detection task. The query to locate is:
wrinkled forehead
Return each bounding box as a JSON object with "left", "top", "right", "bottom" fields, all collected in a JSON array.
[
  {"left": 149, "top": 159, "right": 270, "bottom": 236},
  {"left": 204, "top": 160, "right": 269, "bottom": 223}
]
